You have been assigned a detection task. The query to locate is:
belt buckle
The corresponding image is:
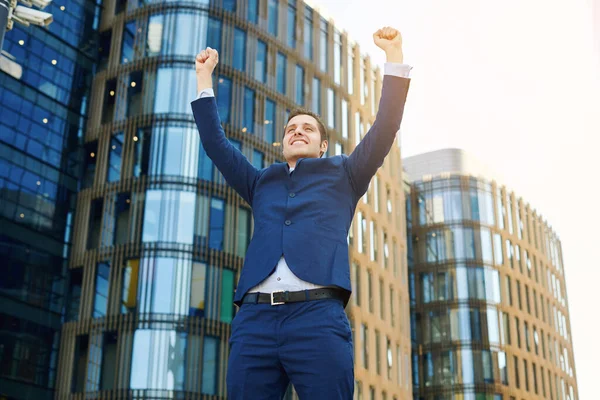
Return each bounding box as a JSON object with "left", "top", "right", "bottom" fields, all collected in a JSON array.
[{"left": 271, "top": 291, "right": 285, "bottom": 306}]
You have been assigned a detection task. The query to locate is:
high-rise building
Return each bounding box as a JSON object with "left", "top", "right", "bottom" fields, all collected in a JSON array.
[
  {"left": 18, "top": 0, "right": 411, "bottom": 398},
  {"left": 0, "top": 1, "right": 103, "bottom": 399},
  {"left": 404, "top": 149, "right": 579, "bottom": 400}
]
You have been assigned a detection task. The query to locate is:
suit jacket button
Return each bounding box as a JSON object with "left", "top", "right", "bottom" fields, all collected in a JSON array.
[
  {"left": 285, "top": 220, "right": 291, "bottom": 226},
  {"left": 289, "top": 193, "right": 296, "bottom": 198}
]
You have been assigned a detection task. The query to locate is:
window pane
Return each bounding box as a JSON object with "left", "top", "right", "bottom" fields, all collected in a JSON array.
[
  {"left": 319, "top": 19, "right": 328, "bottom": 71},
  {"left": 154, "top": 67, "right": 197, "bottom": 114},
  {"left": 148, "top": 126, "right": 200, "bottom": 178},
  {"left": 137, "top": 257, "right": 192, "bottom": 315},
  {"left": 295, "top": 65, "right": 304, "bottom": 105},
  {"left": 287, "top": 0, "right": 296, "bottom": 48},
  {"left": 276, "top": 52, "right": 286, "bottom": 94},
  {"left": 121, "top": 21, "right": 135, "bottom": 64},
  {"left": 303, "top": 6, "right": 313, "bottom": 58},
  {"left": 243, "top": 87, "right": 255, "bottom": 133},
  {"left": 202, "top": 336, "right": 219, "bottom": 394},
  {"left": 209, "top": 198, "right": 225, "bottom": 250},
  {"left": 217, "top": 76, "right": 232, "bottom": 122},
  {"left": 268, "top": 0, "right": 278, "bottom": 36},
  {"left": 106, "top": 133, "right": 124, "bottom": 182},
  {"left": 248, "top": 0, "right": 258, "bottom": 23},
  {"left": 233, "top": 28, "right": 246, "bottom": 71},
  {"left": 255, "top": 40, "right": 267, "bottom": 82},
  {"left": 130, "top": 330, "right": 187, "bottom": 390},
  {"left": 142, "top": 190, "right": 196, "bottom": 245},
  {"left": 312, "top": 77, "right": 320, "bottom": 114},
  {"left": 252, "top": 150, "right": 264, "bottom": 169},
  {"left": 207, "top": 17, "right": 222, "bottom": 50},
  {"left": 264, "top": 99, "right": 276, "bottom": 143}
]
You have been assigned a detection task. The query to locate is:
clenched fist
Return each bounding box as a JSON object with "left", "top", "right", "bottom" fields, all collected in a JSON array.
[
  {"left": 195, "top": 47, "right": 219, "bottom": 92},
  {"left": 373, "top": 27, "right": 403, "bottom": 63}
]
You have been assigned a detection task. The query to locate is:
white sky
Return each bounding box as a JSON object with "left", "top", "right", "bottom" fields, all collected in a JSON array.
[{"left": 314, "top": 0, "right": 600, "bottom": 398}]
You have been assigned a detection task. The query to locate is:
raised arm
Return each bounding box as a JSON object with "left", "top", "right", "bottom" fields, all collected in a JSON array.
[
  {"left": 345, "top": 27, "right": 411, "bottom": 197},
  {"left": 191, "top": 47, "right": 260, "bottom": 206}
]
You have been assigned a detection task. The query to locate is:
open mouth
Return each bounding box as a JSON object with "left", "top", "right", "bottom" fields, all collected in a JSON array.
[{"left": 291, "top": 138, "right": 308, "bottom": 145}]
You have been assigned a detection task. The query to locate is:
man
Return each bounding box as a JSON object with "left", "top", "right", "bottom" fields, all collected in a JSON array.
[{"left": 191, "top": 26, "right": 410, "bottom": 400}]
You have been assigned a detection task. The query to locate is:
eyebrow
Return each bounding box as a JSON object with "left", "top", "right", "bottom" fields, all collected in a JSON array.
[{"left": 286, "top": 122, "right": 316, "bottom": 131}]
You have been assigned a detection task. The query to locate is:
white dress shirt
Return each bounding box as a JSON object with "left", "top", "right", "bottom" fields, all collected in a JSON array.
[{"left": 196, "top": 62, "right": 412, "bottom": 293}]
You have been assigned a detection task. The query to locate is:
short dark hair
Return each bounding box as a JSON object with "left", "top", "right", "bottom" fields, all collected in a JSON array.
[{"left": 284, "top": 108, "right": 328, "bottom": 143}]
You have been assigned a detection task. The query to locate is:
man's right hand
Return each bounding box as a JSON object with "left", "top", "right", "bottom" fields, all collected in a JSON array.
[{"left": 195, "top": 47, "right": 219, "bottom": 92}]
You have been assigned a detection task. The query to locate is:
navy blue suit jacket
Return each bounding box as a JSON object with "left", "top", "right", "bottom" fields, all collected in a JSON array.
[{"left": 191, "top": 75, "right": 410, "bottom": 306}]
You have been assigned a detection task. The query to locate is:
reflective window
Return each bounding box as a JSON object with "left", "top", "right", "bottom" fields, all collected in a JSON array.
[
  {"left": 189, "top": 262, "right": 235, "bottom": 322},
  {"left": 351, "top": 263, "right": 361, "bottom": 306},
  {"left": 66, "top": 268, "right": 83, "bottom": 321},
  {"left": 83, "top": 141, "right": 98, "bottom": 188},
  {"left": 370, "top": 221, "right": 377, "bottom": 261},
  {"left": 205, "top": 16, "right": 222, "bottom": 51},
  {"left": 303, "top": 5, "right": 313, "bottom": 58},
  {"left": 348, "top": 45, "right": 354, "bottom": 94},
  {"left": 287, "top": 0, "right": 296, "bottom": 48},
  {"left": 209, "top": 198, "right": 225, "bottom": 250},
  {"left": 217, "top": 76, "right": 233, "bottom": 122},
  {"left": 295, "top": 65, "right": 304, "bottom": 105},
  {"left": 223, "top": 0, "right": 236, "bottom": 12},
  {"left": 142, "top": 190, "right": 196, "bottom": 245},
  {"left": 243, "top": 87, "right": 255, "bottom": 133},
  {"left": 327, "top": 88, "right": 335, "bottom": 128},
  {"left": 319, "top": 18, "right": 328, "bottom": 72},
  {"left": 121, "top": 20, "right": 135, "bottom": 64},
  {"left": 248, "top": 0, "right": 258, "bottom": 23},
  {"left": 154, "top": 67, "right": 197, "bottom": 114},
  {"left": 361, "top": 324, "right": 369, "bottom": 368},
  {"left": 264, "top": 99, "right": 276, "bottom": 143},
  {"left": 236, "top": 207, "right": 251, "bottom": 257},
  {"left": 133, "top": 128, "right": 150, "bottom": 177},
  {"left": 367, "top": 269, "right": 373, "bottom": 312},
  {"left": 252, "top": 150, "right": 264, "bottom": 169},
  {"left": 121, "top": 259, "right": 138, "bottom": 314},
  {"left": 113, "top": 193, "right": 131, "bottom": 245},
  {"left": 233, "top": 28, "right": 246, "bottom": 71},
  {"left": 357, "top": 212, "right": 366, "bottom": 253},
  {"left": 130, "top": 330, "right": 186, "bottom": 389},
  {"left": 93, "top": 262, "right": 110, "bottom": 318},
  {"left": 147, "top": 125, "right": 201, "bottom": 178},
  {"left": 127, "top": 71, "right": 143, "bottom": 117},
  {"left": 102, "top": 79, "right": 117, "bottom": 123},
  {"left": 146, "top": 12, "right": 210, "bottom": 57},
  {"left": 334, "top": 30, "right": 342, "bottom": 85},
  {"left": 106, "top": 133, "right": 124, "bottom": 182},
  {"left": 268, "top": 0, "right": 278, "bottom": 36},
  {"left": 255, "top": 40, "right": 267, "bottom": 83},
  {"left": 87, "top": 198, "right": 103, "bottom": 249},
  {"left": 276, "top": 52, "right": 286, "bottom": 94},
  {"left": 202, "top": 336, "right": 220, "bottom": 394},
  {"left": 341, "top": 99, "right": 349, "bottom": 139},
  {"left": 312, "top": 77, "right": 321, "bottom": 114}
]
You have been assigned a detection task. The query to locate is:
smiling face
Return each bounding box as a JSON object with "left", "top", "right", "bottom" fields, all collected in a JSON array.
[{"left": 282, "top": 113, "right": 328, "bottom": 167}]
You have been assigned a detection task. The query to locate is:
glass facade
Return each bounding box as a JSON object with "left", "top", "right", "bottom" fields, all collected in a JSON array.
[
  {"left": 0, "top": 0, "right": 101, "bottom": 398},
  {"left": 407, "top": 175, "right": 578, "bottom": 400}
]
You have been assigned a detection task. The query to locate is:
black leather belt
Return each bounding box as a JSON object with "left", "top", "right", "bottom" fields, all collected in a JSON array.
[{"left": 241, "top": 288, "right": 345, "bottom": 306}]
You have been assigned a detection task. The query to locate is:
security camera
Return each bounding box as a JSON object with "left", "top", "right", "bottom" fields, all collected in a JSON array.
[
  {"left": 30, "top": 0, "right": 52, "bottom": 9},
  {"left": 12, "top": 5, "right": 53, "bottom": 27}
]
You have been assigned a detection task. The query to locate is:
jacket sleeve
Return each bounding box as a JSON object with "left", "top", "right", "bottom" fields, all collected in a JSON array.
[
  {"left": 345, "top": 75, "right": 410, "bottom": 197},
  {"left": 191, "top": 96, "right": 260, "bottom": 206}
]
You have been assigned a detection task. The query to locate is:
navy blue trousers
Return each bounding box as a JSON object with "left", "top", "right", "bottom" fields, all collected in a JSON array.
[{"left": 227, "top": 297, "right": 354, "bottom": 399}]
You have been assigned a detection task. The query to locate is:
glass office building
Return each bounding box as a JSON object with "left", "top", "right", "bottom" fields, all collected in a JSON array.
[
  {"left": 405, "top": 149, "right": 579, "bottom": 400},
  {"left": 48, "top": 0, "right": 411, "bottom": 398},
  {"left": 0, "top": 1, "right": 102, "bottom": 399}
]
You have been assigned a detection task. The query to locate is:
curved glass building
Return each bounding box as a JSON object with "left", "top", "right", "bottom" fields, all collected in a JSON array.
[
  {"left": 404, "top": 149, "right": 578, "bottom": 400},
  {"left": 53, "top": 0, "right": 411, "bottom": 398}
]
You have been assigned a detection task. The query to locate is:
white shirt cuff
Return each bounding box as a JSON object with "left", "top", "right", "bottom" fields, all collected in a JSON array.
[
  {"left": 384, "top": 63, "right": 412, "bottom": 78},
  {"left": 197, "top": 88, "right": 215, "bottom": 99}
]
